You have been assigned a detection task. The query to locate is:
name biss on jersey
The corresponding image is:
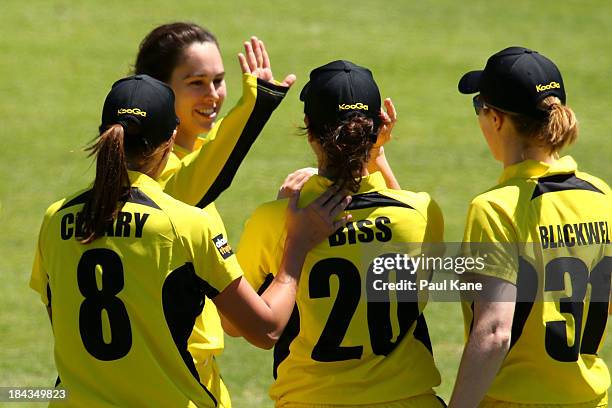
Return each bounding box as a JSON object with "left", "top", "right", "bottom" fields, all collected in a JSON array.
[{"left": 213, "top": 234, "right": 234, "bottom": 259}]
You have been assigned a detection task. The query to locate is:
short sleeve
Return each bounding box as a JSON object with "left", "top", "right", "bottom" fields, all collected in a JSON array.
[
  {"left": 185, "top": 209, "right": 244, "bottom": 297},
  {"left": 423, "top": 197, "right": 444, "bottom": 243},
  {"left": 30, "top": 237, "right": 49, "bottom": 306},
  {"left": 29, "top": 202, "right": 61, "bottom": 306},
  {"left": 462, "top": 198, "right": 519, "bottom": 284},
  {"left": 237, "top": 202, "right": 285, "bottom": 293}
]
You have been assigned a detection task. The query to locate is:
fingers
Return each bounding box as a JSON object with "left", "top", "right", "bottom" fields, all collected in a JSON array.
[
  {"left": 250, "top": 36, "right": 264, "bottom": 68},
  {"left": 287, "top": 191, "right": 300, "bottom": 212},
  {"left": 329, "top": 195, "right": 352, "bottom": 219},
  {"left": 237, "top": 53, "right": 250, "bottom": 74},
  {"left": 312, "top": 185, "right": 339, "bottom": 208},
  {"left": 281, "top": 73, "right": 297, "bottom": 88},
  {"left": 321, "top": 188, "right": 350, "bottom": 214},
  {"left": 277, "top": 168, "right": 317, "bottom": 199},
  {"left": 333, "top": 213, "right": 353, "bottom": 231},
  {"left": 243, "top": 40, "right": 258, "bottom": 72},
  {"left": 384, "top": 97, "right": 397, "bottom": 121},
  {"left": 259, "top": 39, "right": 271, "bottom": 69}
]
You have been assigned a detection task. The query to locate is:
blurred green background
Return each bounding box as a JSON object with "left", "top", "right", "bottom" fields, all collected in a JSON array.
[{"left": 1, "top": 0, "right": 610, "bottom": 406}]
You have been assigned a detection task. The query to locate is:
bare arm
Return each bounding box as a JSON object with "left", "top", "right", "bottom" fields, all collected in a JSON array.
[
  {"left": 449, "top": 276, "right": 516, "bottom": 408},
  {"left": 367, "top": 98, "right": 400, "bottom": 189},
  {"left": 214, "top": 188, "right": 351, "bottom": 348}
]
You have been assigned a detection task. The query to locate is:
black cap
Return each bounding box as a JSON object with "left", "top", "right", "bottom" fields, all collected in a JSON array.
[
  {"left": 458, "top": 47, "right": 566, "bottom": 117},
  {"left": 100, "top": 74, "right": 179, "bottom": 145},
  {"left": 300, "top": 60, "right": 381, "bottom": 132}
]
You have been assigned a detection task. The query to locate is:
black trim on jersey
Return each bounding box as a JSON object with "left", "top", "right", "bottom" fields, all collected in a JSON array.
[
  {"left": 195, "top": 80, "right": 288, "bottom": 208},
  {"left": 412, "top": 314, "right": 433, "bottom": 354},
  {"left": 46, "top": 282, "right": 52, "bottom": 308},
  {"left": 55, "top": 376, "right": 61, "bottom": 387},
  {"left": 128, "top": 188, "right": 161, "bottom": 210},
  {"left": 273, "top": 304, "right": 300, "bottom": 380},
  {"left": 200, "top": 280, "right": 220, "bottom": 299},
  {"left": 256, "top": 273, "right": 299, "bottom": 379},
  {"left": 59, "top": 190, "right": 91, "bottom": 210},
  {"left": 257, "top": 273, "right": 275, "bottom": 295},
  {"left": 531, "top": 173, "right": 604, "bottom": 200},
  {"left": 59, "top": 188, "right": 160, "bottom": 210},
  {"left": 162, "top": 262, "right": 218, "bottom": 406},
  {"left": 509, "top": 257, "right": 537, "bottom": 350},
  {"left": 346, "top": 192, "right": 415, "bottom": 211}
]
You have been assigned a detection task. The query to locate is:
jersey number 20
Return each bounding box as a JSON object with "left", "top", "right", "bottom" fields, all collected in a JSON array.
[{"left": 309, "top": 257, "right": 419, "bottom": 362}]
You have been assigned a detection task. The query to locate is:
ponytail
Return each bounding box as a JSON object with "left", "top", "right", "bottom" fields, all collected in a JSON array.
[
  {"left": 312, "top": 114, "right": 375, "bottom": 193},
  {"left": 538, "top": 96, "right": 578, "bottom": 151},
  {"left": 80, "top": 125, "right": 131, "bottom": 243},
  {"left": 507, "top": 96, "right": 578, "bottom": 152}
]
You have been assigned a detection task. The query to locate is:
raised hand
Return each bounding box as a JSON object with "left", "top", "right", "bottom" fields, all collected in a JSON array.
[
  {"left": 374, "top": 98, "right": 397, "bottom": 148},
  {"left": 238, "top": 36, "right": 296, "bottom": 87}
]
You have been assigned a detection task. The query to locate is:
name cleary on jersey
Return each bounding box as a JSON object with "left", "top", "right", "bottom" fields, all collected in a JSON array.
[
  {"left": 539, "top": 220, "right": 610, "bottom": 249},
  {"left": 60, "top": 211, "right": 149, "bottom": 240}
]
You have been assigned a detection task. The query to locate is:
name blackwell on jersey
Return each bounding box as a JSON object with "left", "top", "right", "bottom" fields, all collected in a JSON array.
[
  {"left": 60, "top": 211, "right": 150, "bottom": 240},
  {"left": 539, "top": 220, "right": 610, "bottom": 249}
]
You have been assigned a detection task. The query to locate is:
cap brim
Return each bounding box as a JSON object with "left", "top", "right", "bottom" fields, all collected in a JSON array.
[{"left": 458, "top": 70, "right": 482, "bottom": 94}]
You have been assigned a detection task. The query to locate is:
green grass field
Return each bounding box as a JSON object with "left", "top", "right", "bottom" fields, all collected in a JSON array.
[{"left": 1, "top": 1, "right": 610, "bottom": 406}]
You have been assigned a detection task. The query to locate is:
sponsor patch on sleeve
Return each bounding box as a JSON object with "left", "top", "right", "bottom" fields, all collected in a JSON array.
[{"left": 212, "top": 233, "right": 234, "bottom": 259}]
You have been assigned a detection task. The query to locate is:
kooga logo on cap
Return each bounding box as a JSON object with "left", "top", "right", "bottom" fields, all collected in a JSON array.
[
  {"left": 118, "top": 108, "right": 147, "bottom": 117},
  {"left": 535, "top": 82, "right": 561, "bottom": 92},
  {"left": 339, "top": 103, "right": 368, "bottom": 111}
]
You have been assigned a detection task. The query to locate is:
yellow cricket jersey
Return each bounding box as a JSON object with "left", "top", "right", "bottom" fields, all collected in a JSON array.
[
  {"left": 238, "top": 172, "right": 444, "bottom": 406},
  {"left": 30, "top": 171, "right": 243, "bottom": 407},
  {"left": 156, "top": 73, "right": 289, "bottom": 405},
  {"left": 462, "top": 156, "right": 611, "bottom": 405}
]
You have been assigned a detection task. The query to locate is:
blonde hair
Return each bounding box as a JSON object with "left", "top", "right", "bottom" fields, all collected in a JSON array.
[{"left": 508, "top": 96, "right": 578, "bottom": 152}]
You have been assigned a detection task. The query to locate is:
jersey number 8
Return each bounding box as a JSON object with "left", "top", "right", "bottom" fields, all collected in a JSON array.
[{"left": 77, "top": 248, "right": 132, "bottom": 361}]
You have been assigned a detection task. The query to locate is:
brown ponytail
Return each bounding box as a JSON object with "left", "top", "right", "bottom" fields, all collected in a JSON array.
[
  {"left": 80, "top": 125, "right": 131, "bottom": 243},
  {"left": 310, "top": 114, "right": 375, "bottom": 193},
  {"left": 508, "top": 96, "right": 578, "bottom": 152}
]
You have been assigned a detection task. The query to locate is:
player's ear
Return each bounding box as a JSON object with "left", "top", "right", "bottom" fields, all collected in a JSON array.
[{"left": 490, "top": 109, "right": 505, "bottom": 133}]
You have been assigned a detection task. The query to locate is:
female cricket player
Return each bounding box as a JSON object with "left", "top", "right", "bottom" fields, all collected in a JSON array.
[
  {"left": 30, "top": 74, "right": 350, "bottom": 407},
  {"left": 133, "top": 22, "right": 295, "bottom": 405},
  {"left": 234, "top": 60, "right": 446, "bottom": 407},
  {"left": 450, "top": 46, "right": 611, "bottom": 407}
]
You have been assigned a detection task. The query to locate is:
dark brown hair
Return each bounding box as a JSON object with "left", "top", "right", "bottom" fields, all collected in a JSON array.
[
  {"left": 506, "top": 96, "right": 578, "bottom": 152},
  {"left": 80, "top": 124, "right": 164, "bottom": 243},
  {"left": 307, "top": 113, "right": 376, "bottom": 193},
  {"left": 134, "top": 22, "right": 218, "bottom": 83}
]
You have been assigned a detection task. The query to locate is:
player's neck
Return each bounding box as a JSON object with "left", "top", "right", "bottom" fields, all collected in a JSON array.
[
  {"left": 502, "top": 143, "right": 557, "bottom": 168},
  {"left": 174, "top": 129, "right": 197, "bottom": 153},
  {"left": 318, "top": 164, "right": 369, "bottom": 179}
]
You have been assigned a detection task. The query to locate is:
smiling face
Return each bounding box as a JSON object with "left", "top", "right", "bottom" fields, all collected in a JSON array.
[{"left": 169, "top": 42, "right": 226, "bottom": 143}]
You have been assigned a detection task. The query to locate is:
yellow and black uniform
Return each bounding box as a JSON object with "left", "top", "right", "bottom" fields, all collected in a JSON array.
[
  {"left": 462, "top": 156, "right": 611, "bottom": 406},
  {"left": 30, "top": 171, "right": 242, "bottom": 407},
  {"left": 159, "top": 73, "right": 289, "bottom": 406},
  {"left": 239, "top": 172, "right": 445, "bottom": 407}
]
